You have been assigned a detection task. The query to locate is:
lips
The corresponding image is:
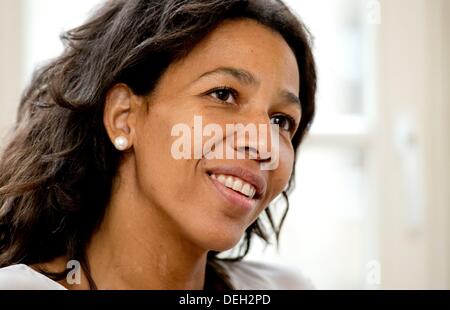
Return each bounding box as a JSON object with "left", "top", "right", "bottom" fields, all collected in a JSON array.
[
  {"left": 207, "top": 166, "right": 266, "bottom": 200},
  {"left": 210, "top": 174, "right": 257, "bottom": 199}
]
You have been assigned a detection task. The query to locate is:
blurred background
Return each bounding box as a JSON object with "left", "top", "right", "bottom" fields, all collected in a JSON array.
[{"left": 0, "top": 0, "right": 449, "bottom": 289}]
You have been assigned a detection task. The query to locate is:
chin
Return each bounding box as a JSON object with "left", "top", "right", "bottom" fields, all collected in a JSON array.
[
  {"left": 190, "top": 223, "right": 246, "bottom": 253},
  {"left": 208, "top": 236, "right": 242, "bottom": 253}
]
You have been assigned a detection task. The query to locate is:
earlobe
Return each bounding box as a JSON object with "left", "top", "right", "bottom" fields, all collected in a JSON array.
[{"left": 103, "top": 84, "right": 135, "bottom": 151}]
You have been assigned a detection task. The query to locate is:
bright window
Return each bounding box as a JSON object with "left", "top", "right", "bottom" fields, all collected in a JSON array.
[
  {"left": 246, "top": 0, "right": 377, "bottom": 289},
  {"left": 22, "top": 0, "right": 104, "bottom": 86}
]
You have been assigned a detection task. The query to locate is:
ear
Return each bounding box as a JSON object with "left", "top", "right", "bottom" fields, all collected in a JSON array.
[{"left": 103, "top": 84, "right": 138, "bottom": 151}]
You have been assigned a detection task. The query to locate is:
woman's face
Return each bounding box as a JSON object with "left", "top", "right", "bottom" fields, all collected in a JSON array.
[{"left": 132, "top": 19, "right": 301, "bottom": 251}]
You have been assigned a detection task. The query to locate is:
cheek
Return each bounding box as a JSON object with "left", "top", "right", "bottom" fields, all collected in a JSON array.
[
  {"left": 268, "top": 141, "right": 295, "bottom": 200},
  {"left": 133, "top": 105, "right": 204, "bottom": 206},
  {"left": 138, "top": 113, "right": 175, "bottom": 171},
  {"left": 248, "top": 142, "right": 295, "bottom": 227},
  {"left": 133, "top": 110, "right": 183, "bottom": 198}
]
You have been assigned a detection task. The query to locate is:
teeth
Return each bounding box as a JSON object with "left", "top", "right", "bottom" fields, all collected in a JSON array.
[
  {"left": 225, "top": 176, "right": 234, "bottom": 188},
  {"left": 241, "top": 183, "right": 251, "bottom": 197},
  {"left": 232, "top": 179, "right": 243, "bottom": 192},
  {"left": 211, "top": 174, "right": 257, "bottom": 199}
]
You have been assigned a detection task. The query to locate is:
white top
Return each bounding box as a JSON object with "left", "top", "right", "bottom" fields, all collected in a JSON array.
[
  {"left": 217, "top": 260, "right": 315, "bottom": 290},
  {"left": 0, "top": 261, "right": 314, "bottom": 290}
]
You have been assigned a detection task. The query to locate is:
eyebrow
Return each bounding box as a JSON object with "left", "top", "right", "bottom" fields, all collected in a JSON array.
[
  {"left": 196, "top": 66, "right": 260, "bottom": 86},
  {"left": 196, "top": 66, "right": 302, "bottom": 109},
  {"left": 280, "top": 89, "right": 302, "bottom": 109}
]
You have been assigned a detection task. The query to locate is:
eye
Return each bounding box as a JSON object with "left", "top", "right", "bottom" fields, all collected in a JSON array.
[
  {"left": 207, "top": 87, "right": 238, "bottom": 105},
  {"left": 270, "top": 114, "right": 296, "bottom": 133}
]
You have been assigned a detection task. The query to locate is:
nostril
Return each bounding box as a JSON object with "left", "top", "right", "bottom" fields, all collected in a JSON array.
[{"left": 237, "top": 146, "right": 259, "bottom": 159}]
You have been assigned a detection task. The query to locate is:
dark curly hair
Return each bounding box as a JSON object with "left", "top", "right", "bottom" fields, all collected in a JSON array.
[{"left": 0, "top": 0, "right": 316, "bottom": 289}]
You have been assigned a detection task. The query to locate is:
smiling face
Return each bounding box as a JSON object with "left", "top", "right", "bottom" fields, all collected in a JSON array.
[{"left": 123, "top": 19, "right": 301, "bottom": 252}]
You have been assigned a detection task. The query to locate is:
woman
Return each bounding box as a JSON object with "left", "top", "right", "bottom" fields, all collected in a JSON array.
[{"left": 0, "top": 0, "right": 316, "bottom": 290}]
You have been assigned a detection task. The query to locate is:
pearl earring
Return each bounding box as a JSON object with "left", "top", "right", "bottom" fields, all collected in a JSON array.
[{"left": 114, "top": 136, "right": 129, "bottom": 151}]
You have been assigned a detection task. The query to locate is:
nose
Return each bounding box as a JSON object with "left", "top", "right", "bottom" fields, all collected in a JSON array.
[{"left": 233, "top": 114, "right": 274, "bottom": 162}]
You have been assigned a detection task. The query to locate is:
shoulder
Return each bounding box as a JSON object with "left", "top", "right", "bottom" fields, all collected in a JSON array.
[
  {"left": 0, "top": 264, "right": 67, "bottom": 290},
  {"left": 217, "top": 260, "right": 315, "bottom": 290}
]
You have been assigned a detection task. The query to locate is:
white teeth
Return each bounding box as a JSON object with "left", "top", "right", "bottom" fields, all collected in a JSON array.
[
  {"left": 232, "top": 179, "right": 243, "bottom": 192},
  {"left": 211, "top": 174, "right": 257, "bottom": 199},
  {"left": 225, "top": 176, "right": 234, "bottom": 188},
  {"left": 241, "top": 183, "right": 251, "bottom": 197},
  {"left": 217, "top": 175, "right": 226, "bottom": 183}
]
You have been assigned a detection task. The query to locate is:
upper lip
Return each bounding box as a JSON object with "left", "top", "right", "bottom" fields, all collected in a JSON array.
[{"left": 207, "top": 165, "right": 267, "bottom": 199}]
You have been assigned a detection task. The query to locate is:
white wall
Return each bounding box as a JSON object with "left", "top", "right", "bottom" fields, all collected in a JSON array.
[
  {"left": 422, "top": 0, "right": 450, "bottom": 289},
  {"left": 22, "top": 0, "right": 104, "bottom": 86},
  {"left": 376, "top": 0, "right": 450, "bottom": 289},
  {"left": 0, "top": 0, "right": 103, "bottom": 142},
  {"left": 0, "top": 0, "right": 22, "bottom": 138}
]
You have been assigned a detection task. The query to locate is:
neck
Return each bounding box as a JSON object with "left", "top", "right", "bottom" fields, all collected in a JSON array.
[{"left": 86, "top": 160, "right": 208, "bottom": 290}]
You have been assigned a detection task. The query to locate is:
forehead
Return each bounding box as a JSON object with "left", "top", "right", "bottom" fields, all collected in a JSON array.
[{"left": 166, "top": 18, "right": 300, "bottom": 93}]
